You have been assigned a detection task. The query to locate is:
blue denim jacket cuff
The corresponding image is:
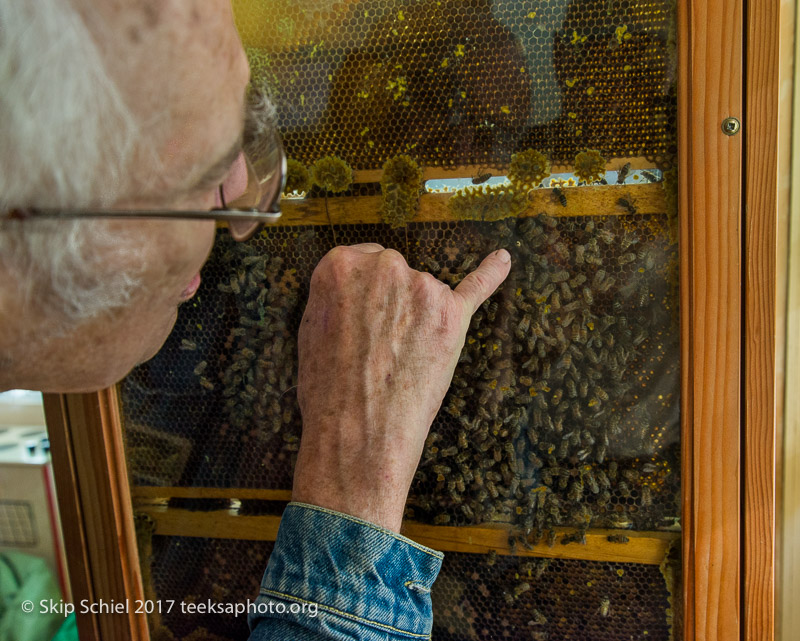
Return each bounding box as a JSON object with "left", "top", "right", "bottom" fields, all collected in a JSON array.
[{"left": 249, "top": 502, "right": 444, "bottom": 639}]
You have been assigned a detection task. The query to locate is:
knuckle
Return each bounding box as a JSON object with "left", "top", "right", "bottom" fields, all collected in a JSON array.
[
  {"left": 313, "top": 246, "right": 354, "bottom": 285},
  {"left": 378, "top": 248, "right": 407, "bottom": 268}
]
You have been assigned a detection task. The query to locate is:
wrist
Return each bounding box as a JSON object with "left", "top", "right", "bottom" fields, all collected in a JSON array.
[
  {"left": 292, "top": 480, "right": 405, "bottom": 533},
  {"left": 292, "top": 442, "right": 411, "bottom": 532}
]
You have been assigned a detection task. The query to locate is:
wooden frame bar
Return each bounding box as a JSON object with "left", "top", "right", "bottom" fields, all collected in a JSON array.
[
  {"left": 132, "top": 503, "right": 678, "bottom": 567},
  {"left": 276, "top": 182, "right": 666, "bottom": 226},
  {"left": 44, "top": 390, "right": 148, "bottom": 641},
  {"left": 678, "top": 0, "right": 743, "bottom": 640}
]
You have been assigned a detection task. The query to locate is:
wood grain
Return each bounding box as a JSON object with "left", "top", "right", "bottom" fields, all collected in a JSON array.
[
  {"left": 44, "top": 391, "right": 148, "bottom": 641},
  {"left": 745, "top": 0, "right": 783, "bottom": 638},
  {"left": 678, "top": 0, "right": 743, "bottom": 639},
  {"left": 779, "top": 0, "right": 800, "bottom": 636},
  {"left": 133, "top": 503, "right": 677, "bottom": 566},
  {"left": 275, "top": 182, "right": 666, "bottom": 227},
  {"left": 42, "top": 394, "right": 100, "bottom": 641}
]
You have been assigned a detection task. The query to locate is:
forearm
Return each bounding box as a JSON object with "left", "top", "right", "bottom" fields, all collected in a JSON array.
[{"left": 248, "top": 503, "right": 443, "bottom": 641}]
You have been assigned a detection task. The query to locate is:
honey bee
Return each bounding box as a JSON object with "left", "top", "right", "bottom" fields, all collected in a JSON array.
[
  {"left": 640, "top": 169, "right": 659, "bottom": 182},
  {"left": 620, "top": 231, "right": 639, "bottom": 251},
  {"left": 433, "top": 514, "right": 451, "bottom": 525},
  {"left": 193, "top": 361, "right": 208, "bottom": 376},
  {"left": 180, "top": 339, "right": 197, "bottom": 351},
  {"left": 616, "top": 162, "right": 631, "bottom": 184},
  {"left": 539, "top": 213, "right": 558, "bottom": 228},
  {"left": 607, "top": 534, "right": 629, "bottom": 543},
  {"left": 199, "top": 377, "right": 214, "bottom": 391},
  {"left": 459, "top": 253, "right": 479, "bottom": 271},
  {"left": 561, "top": 529, "right": 587, "bottom": 545},
  {"left": 597, "top": 228, "right": 615, "bottom": 244},
  {"left": 584, "top": 469, "right": 600, "bottom": 494},
  {"left": 598, "top": 597, "right": 612, "bottom": 617},
  {"left": 598, "top": 275, "right": 616, "bottom": 293},
  {"left": 513, "top": 582, "right": 531, "bottom": 598},
  {"left": 530, "top": 609, "right": 548, "bottom": 625},
  {"left": 424, "top": 256, "right": 441, "bottom": 272},
  {"left": 472, "top": 167, "right": 493, "bottom": 184},
  {"left": 616, "top": 197, "right": 637, "bottom": 215},
  {"left": 567, "top": 479, "right": 584, "bottom": 501},
  {"left": 617, "top": 252, "right": 636, "bottom": 265},
  {"left": 622, "top": 469, "right": 640, "bottom": 482},
  {"left": 641, "top": 485, "right": 653, "bottom": 507},
  {"left": 544, "top": 185, "right": 567, "bottom": 209},
  {"left": 565, "top": 377, "right": 577, "bottom": 398}
]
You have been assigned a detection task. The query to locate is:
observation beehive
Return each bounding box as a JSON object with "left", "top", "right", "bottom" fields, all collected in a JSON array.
[{"left": 121, "top": 0, "right": 682, "bottom": 639}]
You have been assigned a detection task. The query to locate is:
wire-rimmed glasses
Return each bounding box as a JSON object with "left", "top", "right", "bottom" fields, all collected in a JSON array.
[{"left": 5, "top": 130, "right": 287, "bottom": 242}]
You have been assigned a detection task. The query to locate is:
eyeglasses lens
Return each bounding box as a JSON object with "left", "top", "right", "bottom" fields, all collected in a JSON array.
[{"left": 225, "top": 131, "right": 286, "bottom": 242}]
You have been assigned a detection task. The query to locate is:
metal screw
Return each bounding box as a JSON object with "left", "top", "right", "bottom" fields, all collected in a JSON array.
[{"left": 721, "top": 117, "right": 740, "bottom": 136}]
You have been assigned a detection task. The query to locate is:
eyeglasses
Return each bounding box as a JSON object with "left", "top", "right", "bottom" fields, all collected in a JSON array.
[{"left": 5, "top": 131, "right": 287, "bottom": 242}]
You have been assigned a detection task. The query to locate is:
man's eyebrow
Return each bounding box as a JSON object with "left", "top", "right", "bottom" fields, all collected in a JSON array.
[{"left": 192, "top": 135, "right": 244, "bottom": 194}]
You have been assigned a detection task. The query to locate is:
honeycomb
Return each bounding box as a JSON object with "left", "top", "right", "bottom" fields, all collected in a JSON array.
[
  {"left": 145, "top": 535, "right": 274, "bottom": 641},
  {"left": 143, "top": 536, "right": 679, "bottom": 641},
  {"left": 123, "top": 215, "right": 679, "bottom": 533},
  {"left": 123, "top": 0, "right": 682, "bottom": 637},
  {"left": 234, "top": 0, "right": 677, "bottom": 171}
]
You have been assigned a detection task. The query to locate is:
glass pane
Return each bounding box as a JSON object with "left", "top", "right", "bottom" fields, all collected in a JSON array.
[{"left": 122, "top": 0, "right": 681, "bottom": 639}]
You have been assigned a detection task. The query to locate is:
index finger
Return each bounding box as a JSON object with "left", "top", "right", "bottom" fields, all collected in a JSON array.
[{"left": 453, "top": 249, "right": 512, "bottom": 315}]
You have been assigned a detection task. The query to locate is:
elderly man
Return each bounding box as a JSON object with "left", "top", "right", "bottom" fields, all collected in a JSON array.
[{"left": 0, "top": 1, "right": 511, "bottom": 639}]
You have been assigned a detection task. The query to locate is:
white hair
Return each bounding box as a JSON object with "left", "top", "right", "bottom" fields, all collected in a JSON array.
[{"left": 0, "top": 0, "right": 146, "bottom": 327}]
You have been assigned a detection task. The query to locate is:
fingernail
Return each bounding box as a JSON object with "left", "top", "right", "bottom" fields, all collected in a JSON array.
[{"left": 496, "top": 249, "right": 511, "bottom": 263}]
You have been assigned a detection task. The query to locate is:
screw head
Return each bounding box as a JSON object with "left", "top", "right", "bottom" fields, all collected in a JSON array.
[{"left": 722, "top": 117, "right": 740, "bottom": 135}]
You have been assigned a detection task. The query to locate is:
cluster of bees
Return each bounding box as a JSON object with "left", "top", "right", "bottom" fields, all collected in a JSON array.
[
  {"left": 195, "top": 238, "right": 306, "bottom": 484},
  {"left": 408, "top": 212, "right": 679, "bottom": 539},
  {"left": 183, "top": 210, "right": 678, "bottom": 538}
]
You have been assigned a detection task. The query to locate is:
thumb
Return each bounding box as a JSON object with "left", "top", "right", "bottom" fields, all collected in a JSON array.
[{"left": 453, "top": 249, "right": 512, "bottom": 315}]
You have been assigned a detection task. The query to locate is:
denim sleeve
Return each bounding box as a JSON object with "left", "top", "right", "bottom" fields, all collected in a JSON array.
[{"left": 247, "top": 502, "right": 444, "bottom": 641}]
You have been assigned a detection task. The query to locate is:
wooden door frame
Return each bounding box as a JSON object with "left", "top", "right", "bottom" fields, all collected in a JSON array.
[
  {"left": 743, "top": 0, "right": 789, "bottom": 638},
  {"left": 44, "top": 0, "right": 788, "bottom": 639},
  {"left": 43, "top": 389, "right": 149, "bottom": 641},
  {"left": 678, "top": 0, "right": 743, "bottom": 638}
]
